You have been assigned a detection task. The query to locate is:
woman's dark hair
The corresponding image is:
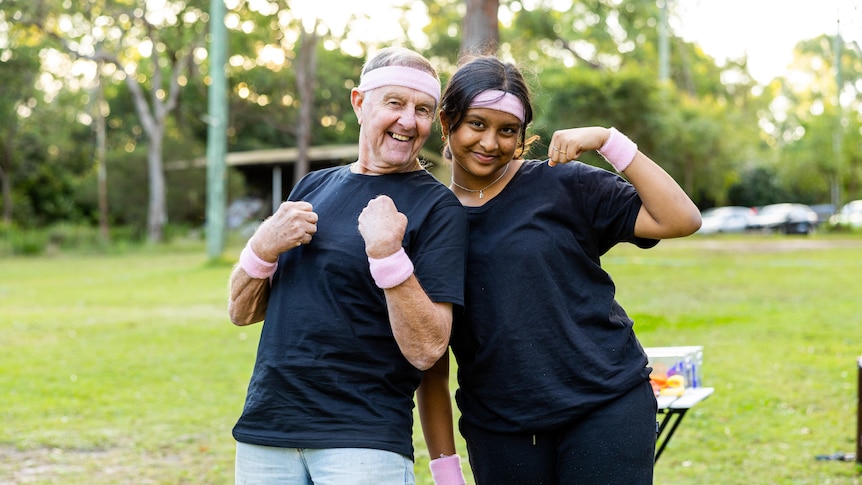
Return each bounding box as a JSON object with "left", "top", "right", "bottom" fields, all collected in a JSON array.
[{"left": 440, "top": 56, "right": 534, "bottom": 158}]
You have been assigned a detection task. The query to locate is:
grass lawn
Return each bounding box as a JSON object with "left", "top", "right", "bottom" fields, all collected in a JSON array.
[{"left": 1, "top": 235, "right": 861, "bottom": 484}]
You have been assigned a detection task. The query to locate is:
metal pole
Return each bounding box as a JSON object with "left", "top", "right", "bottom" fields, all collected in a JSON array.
[
  {"left": 857, "top": 355, "right": 861, "bottom": 464},
  {"left": 272, "top": 165, "right": 282, "bottom": 215},
  {"left": 206, "top": 0, "right": 228, "bottom": 260},
  {"left": 831, "top": 18, "right": 843, "bottom": 210},
  {"left": 658, "top": 0, "right": 669, "bottom": 82}
]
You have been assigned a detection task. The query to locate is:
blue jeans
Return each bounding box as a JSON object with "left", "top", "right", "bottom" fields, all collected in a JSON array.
[{"left": 234, "top": 442, "right": 416, "bottom": 485}]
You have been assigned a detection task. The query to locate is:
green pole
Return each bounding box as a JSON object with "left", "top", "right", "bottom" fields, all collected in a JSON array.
[
  {"left": 206, "top": 0, "right": 228, "bottom": 260},
  {"left": 831, "top": 22, "right": 843, "bottom": 210},
  {"left": 658, "top": 0, "right": 669, "bottom": 82}
]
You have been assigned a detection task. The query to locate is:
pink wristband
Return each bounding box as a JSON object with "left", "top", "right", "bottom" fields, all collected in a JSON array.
[
  {"left": 368, "top": 247, "right": 414, "bottom": 289},
  {"left": 239, "top": 241, "right": 278, "bottom": 279},
  {"left": 598, "top": 127, "right": 638, "bottom": 172},
  {"left": 429, "top": 454, "right": 466, "bottom": 485}
]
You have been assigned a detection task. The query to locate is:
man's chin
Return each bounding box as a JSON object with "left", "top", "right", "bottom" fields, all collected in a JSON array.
[{"left": 382, "top": 150, "right": 421, "bottom": 167}]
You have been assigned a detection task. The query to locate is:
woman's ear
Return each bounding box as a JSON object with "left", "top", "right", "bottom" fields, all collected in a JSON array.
[{"left": 439, "top": 111, "right": 450, "bottom": 136}]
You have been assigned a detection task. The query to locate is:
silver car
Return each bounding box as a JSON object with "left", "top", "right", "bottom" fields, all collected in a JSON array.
[
  {"left": 829, "top": 200, "right": 862, "bottom": 230},
  {"left": 748, "top": 203, "right": 819, "bottom": 235},
  {"left": 696, "top": 206, "right": 755, "bottom": 235}
]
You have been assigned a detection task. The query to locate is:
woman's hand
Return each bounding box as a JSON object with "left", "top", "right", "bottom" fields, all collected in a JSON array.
[{"left": 546, "top": 127, "right": 609, "bottom": 166}]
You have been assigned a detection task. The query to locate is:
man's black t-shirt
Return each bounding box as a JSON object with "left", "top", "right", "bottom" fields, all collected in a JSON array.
[{"left": 233, "top": 165, "right": 467, "bottom": 459}]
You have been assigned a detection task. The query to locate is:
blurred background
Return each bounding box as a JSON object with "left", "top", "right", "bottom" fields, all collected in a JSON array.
[{"left": 1, "top": 0, "right": 861, "bottom": 254}]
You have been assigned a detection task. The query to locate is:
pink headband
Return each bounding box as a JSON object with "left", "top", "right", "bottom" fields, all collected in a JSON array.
[
  {"left": 357, "top": 66, "right": 441, "bottom": 104},
  {"left": 469, "top": 90, "right": 525, "bottom": 124}
]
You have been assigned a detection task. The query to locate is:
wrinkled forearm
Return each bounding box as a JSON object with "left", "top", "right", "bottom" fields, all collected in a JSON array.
[
  {"left": 384, "top": 277, "right": 452, "bottom": 370},
  {"left": 228, "top": 264, "right": 271, "bottom": 326}
]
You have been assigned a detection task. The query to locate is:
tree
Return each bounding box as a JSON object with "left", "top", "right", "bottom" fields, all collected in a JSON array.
[
  {"left": 92, "top": 68, "right": 110, "bottom": 241},
  {"left": 0, "top": 23, "right": 41, "bottom": 223},
  {"left": 293, "top": 19, "right": 319, "bottom": 184},
  {"left": 495, "top": 0, "right": 765, "bottom": 204},
  {"left": 763, "top": 34, "right": 862, "bottom": 205},
  {"left": 462, "top": 0, "right": 499, "bottom": 56},
  {"left": 15, "top": 0, "right": 208, "bottom": 242}
]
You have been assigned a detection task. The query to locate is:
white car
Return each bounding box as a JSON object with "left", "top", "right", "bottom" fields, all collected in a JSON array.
[
  {"left": 829, "top": 200, "right": 862, "bottom": 229},
  {"left": 696, "top": 206, "right": 755, "bottom": 235},
  {"left": 748, "top": 203, "right": 819, "bottom": 235}
]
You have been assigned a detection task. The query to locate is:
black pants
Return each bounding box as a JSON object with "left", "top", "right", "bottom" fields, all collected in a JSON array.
[{"left": 460, "top": 380, "right": 657, "bottom": 485}]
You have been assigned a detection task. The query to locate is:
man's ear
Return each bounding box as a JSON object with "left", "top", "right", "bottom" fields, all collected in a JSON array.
[{"left": 351, "top": 89, "right": 364, "bottom": 122}]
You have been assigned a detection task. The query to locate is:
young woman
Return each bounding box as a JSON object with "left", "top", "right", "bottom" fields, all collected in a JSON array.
[{"left": 420, "top": 56, "right": 701, "bottom": 485}]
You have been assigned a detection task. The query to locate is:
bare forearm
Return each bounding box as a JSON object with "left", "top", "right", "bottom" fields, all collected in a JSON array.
[
  {"left": 547, "top": 127, "right": 700, "bottom": 239},
  {"left": 626, "top": 153, "right": 702, "bottom": 239},
  {"left": 417, "top": 351, "right": 458, "bottom": 457},
  {"left": 228, "top": 265, "right": 270, "bottom": 326},
  {"left": 385, "top": 277, "right": 451, "bottom": 370}
]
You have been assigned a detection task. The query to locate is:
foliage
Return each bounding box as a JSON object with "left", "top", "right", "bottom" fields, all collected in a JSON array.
[
  {"left": 727, "top": 165, "right": 789, "bottom": 208},
  {"left": 526, "top": 64, "right": 747, "bottom": 205},
  {"left": 759, "top": 33, "right": 862, "bottom": 205},
  {"left": 0, "top": 221, "right": 135, "bottom": 256},
  {"left": 1, "top": 0, "right": 862, "bottom": 233},
  {"left": 0, "top": 31, "right": 42, "bottom": 221},
  {"left": 1, "top": 84, "right": 95, "bottom": 227},
  {"left": 225, "top": 42, "right": 362, "bottom": 152}
]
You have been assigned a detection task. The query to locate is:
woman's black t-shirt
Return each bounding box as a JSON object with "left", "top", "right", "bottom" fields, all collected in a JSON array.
[{"left": 451, "top": 160, "right": 657, "bottom": 433}]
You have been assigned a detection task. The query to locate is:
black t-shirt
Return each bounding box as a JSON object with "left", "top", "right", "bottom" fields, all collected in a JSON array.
[
  {"left": 451, "top": 160, "right": 657, "bottom": 433},
  {"left": 233, "top": 165, "right": 468, "bottom": 459}
]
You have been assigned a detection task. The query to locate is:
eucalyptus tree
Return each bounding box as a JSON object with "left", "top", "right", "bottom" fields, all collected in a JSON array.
[
  {"left": 11, "top": 0, "right": 210, "bottom": 242},
  {"left": 762, "top": 34, "right": 862, "bottom": 205}
]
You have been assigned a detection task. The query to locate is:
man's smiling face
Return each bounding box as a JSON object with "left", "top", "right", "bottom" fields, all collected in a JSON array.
[{"left": 351, "top": 85, "right": 436, "bottom": 174}]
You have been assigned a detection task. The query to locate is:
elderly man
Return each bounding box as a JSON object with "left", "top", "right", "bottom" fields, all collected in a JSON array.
[{"left": 228, "top": 47, "right": 468, "bottom": 485}]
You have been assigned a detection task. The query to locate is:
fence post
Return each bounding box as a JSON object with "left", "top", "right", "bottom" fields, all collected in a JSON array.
[{"left": 857, "top": 356, "right": 861, "bottom": 464}]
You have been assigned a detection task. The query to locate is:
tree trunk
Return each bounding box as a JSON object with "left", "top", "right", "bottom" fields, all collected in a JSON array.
[
  {"left": 22, "top": 3, "right": 194, "bottom": 244},
  {"left": 120, "top": 46, "right": 190, "bottom": 243},
  {"left": 294, "top": 25, "right": 318, "bottom": 189},
  {"left": 147, "top": 129, "right": 167, "bottom": 243},
  {"left": 462, "top": 0, "right": 500, "bottom": 56},
  {"left": 94, "top": 76, "right": 110, "bottom": 242},
  {"left": 1, "top": 141, "right": 12, "bottom": 224}
]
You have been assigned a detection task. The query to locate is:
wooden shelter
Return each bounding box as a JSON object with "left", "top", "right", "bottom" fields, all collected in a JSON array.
[{"left": 168, "top": 144, "right": 448, "bottom": 213}]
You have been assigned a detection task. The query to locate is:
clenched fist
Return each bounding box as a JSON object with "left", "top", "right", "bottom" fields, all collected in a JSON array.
[
  {"left": 251, "top": 201, "right": 318, "bottom": 262},
  {"left": 358, "top": 195, "right": 407, "bottom": 259}
]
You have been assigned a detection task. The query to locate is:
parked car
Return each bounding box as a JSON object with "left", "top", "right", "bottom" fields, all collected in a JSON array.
[
  {"left": 809, "top": 203, "right": 836, "bottom": 227},
  {"left": 696, "top": 206, "right": 755, "bottom": 235},
  {"left": 829, "top": 200, "right": 862, "bottom": 230},
  {"left": 748, "top": 203, "right": 819, "bottom": 235}
]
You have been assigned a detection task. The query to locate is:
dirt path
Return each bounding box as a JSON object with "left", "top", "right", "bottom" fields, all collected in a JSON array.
[{"left": 668, "top": 236, "right": 862, "bottom": 253}]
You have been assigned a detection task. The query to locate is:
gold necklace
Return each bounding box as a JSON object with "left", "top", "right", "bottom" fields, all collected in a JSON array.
[{"left": 451, "top": 164, "right": 510, "bottom": 199}]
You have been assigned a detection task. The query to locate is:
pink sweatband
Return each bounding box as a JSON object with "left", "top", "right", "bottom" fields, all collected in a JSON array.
[
  {"left": 598, "top": 127, "right": 638, "bottom": 172},
  {"left": 469, "top": 90, "right": 525, "bottom": 123},
  {"left": 239, "top": 241, "right": 278, "bottom": 279},
  {"left": 429, "top": 454, "right": 466, "bottom": 485},
  {"left": 368, "top": 247, "right": 414, "bottom": 289},
  {"left": 357, "top": 66, "right": 441, "bottom": 104}
]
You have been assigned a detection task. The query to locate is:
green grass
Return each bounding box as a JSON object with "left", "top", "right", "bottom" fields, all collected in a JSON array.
[{"left": 2, "top": 235, "right": 862, "bottom": 484}]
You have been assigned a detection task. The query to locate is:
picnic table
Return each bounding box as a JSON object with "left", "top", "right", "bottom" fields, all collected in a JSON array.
[{"left": 655, "top": 387, "right": 715, "bottom": 461}]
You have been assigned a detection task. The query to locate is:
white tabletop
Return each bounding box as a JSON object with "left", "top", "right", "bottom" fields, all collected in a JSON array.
[{"left": 656, "top": 387, "right": 714, "bottom": 411}]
